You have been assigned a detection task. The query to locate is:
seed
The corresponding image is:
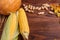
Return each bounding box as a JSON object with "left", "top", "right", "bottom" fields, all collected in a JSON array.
[
  {"left": 31, "top": 10, "right": 34, "bottom": 13},
  {"left": 50, "top": 7, "right": 54, "bottom": 10},
  {"left": 23, "top": 4, "right": 26, "bottom": 6},
  {"left": 44, "top": 6, "right": 48, "bottom": 10},
  {"left": 41, "top": 6, "right": 45, "bottom": 10},
  {"left": 42, "top": 3, "right": 50, "bottom": 7},
  {"left": 28, "top": 4, "right": 31, "bottom": 8},
  {"left": 32, "top": 6, "right": 36, "bottom": 10},
  {"left": 38, "top": 12, "right": 45, "bottom": 15},
  {"left": 38, "top": 7, "right": 41, "bottom": 10},
  {"left": 48, "top": 11, "right": 54, "bottom": 14},
  {"left": 28, "top": 10, "right": 31, "bottom": 12},
  {"left": 24, "top": 6, "right": 28, "bottom": 9},
  {"left": 29, "top": 5, "right": 33, "bottom": 10},
  {"left": 25, "top": 7, "right": 29, "bottom": 11},
  {"left": 36, "top": 7, "right": 39, "bottom": 9}
]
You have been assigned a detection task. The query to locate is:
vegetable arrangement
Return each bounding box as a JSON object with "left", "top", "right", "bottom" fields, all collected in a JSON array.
[
  {"left": 0, "top": 0, "right": 60, "bottom": 40},
  {"left": 0, "top": 0, "right": 30, "bottom": 40}
]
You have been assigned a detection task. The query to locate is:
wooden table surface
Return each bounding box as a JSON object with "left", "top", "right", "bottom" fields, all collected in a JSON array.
[{"left": 27, "top": 12, "right": 60, "bottom": 40}]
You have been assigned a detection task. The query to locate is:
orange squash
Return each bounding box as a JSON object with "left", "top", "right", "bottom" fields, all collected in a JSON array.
[{"left": 0, "top": 0, "right": 21, "bottom": 15}]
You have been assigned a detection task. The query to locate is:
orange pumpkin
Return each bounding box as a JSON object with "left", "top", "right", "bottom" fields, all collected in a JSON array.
[{"left": 0, "top": 0, "right": 21, "bottom": 15}]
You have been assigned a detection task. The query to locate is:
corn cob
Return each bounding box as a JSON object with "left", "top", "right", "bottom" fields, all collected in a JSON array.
[
  {"left": 18, "top": 8, "right": 30, "bottom": 40},
  {"left": 50, "top": 3, "right": 60, "bottom": 17},
  {"left": 1, "top": 12, "right": 19, "bottom": 40}
]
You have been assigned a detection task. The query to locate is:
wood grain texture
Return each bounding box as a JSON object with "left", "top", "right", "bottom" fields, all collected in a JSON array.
[{"left": 26, "top": 12, "right": 60, "bottom": 40}]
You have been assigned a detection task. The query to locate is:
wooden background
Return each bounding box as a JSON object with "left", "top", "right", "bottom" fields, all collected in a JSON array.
[{"left": 0, "top": 0, "right": 60, "bottom": 40}]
